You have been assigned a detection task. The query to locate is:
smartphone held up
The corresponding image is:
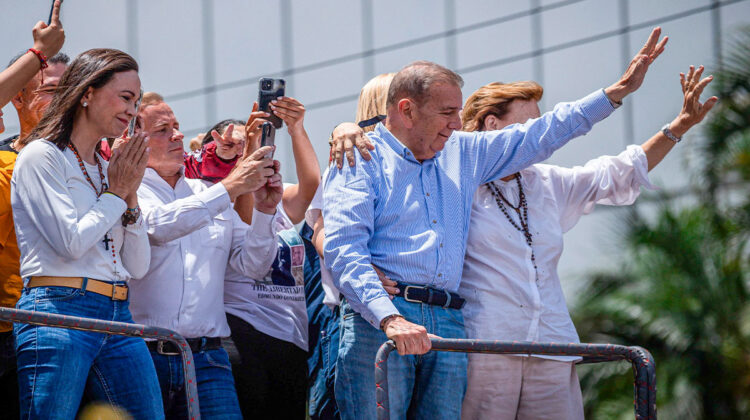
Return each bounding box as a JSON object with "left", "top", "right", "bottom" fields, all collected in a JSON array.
[
  {"left": 258, "top": 78, "right": 285, "bottom": 129},
  {"left": 260, "top": 122, "right": 275, "bottom": 159}
]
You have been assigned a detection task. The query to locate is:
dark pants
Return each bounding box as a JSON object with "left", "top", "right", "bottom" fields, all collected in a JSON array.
[
  {"left": 225, "top": 313, "right": 308, "bottom": 419},
  {"left": 0, "top": 330, "right": 19, "bottom": 420}
]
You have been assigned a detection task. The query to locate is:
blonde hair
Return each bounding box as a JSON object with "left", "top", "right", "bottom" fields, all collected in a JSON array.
[
  {"left": 461, "top": 81, "right": 543, "bottom": 132},
  {"left": 355, "top": 73, "right": 394, "bottom": 133},
  {"left": 139, "top": 91, "right": 164, "bottom": 112}
]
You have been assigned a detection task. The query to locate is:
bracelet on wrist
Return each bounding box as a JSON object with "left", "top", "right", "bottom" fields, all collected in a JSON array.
[
  {"left": 27, "top": 48, "right": 48, "bottom": 70},
  {"left": 122, "top": 205, "right": 141, "bottom": 227},
  {"left": 661, "top": 123, "right": 682, "bottom": 143}
]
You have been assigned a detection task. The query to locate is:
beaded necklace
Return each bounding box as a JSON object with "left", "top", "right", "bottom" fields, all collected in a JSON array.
[
  {"left": 68, "top": 143, "right": 118, "bottom": 275},
  {"left": 486, "top": 173, "right": 539, "bottom": 284}
]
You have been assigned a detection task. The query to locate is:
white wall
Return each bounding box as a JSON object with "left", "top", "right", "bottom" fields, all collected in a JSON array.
[{"left": 2, "top": 0, "right": 748, "bottom": 290}]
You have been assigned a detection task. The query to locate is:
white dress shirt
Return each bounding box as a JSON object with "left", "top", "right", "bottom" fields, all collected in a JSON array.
[
  {"left": 459, "top": 145, "right": 654, "bottom": 361},
  {"left": 130, "top": 168, "right": 278, "bottom": 338},
  {"left": 11, "top": 140, "right": 149, "bottom": 282}
]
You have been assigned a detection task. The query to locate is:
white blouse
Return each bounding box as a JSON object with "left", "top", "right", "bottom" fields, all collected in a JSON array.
[
  {"left": 11, "top": 139, "right": 149, "bottom": 282},
  {"left": 459, "top": 145, "right": 654, "bottom": 361},
  {"left": 304, "top": 169, "right": 341, "bottom": 309},
  {"left": 130, "top": 168, "right": 278, "bottom": 339}
]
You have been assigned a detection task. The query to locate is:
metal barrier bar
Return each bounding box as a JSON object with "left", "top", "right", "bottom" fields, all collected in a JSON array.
[
  {"left": 375, "top": 339, "right": 656, "bottom": 420},
  {"left": 0, "top": 307, "right": 201, "bottom": 420}
]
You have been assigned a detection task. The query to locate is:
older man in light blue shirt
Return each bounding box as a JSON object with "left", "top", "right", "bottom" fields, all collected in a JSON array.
[{"left": 324, "top": 32, "right": 665, "bottom": 420}]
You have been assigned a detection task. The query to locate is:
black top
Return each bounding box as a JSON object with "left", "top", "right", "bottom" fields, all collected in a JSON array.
[{"left": 0, "top": 135, "right": 19, "bottom": 154}]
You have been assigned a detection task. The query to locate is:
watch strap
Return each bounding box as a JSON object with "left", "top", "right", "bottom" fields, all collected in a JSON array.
[{"left": 661, "top": 123, "right": 682, "bottom": 143}]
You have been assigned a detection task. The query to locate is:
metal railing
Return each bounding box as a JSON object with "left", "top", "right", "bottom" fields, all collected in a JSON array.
[
  {"left": 375, "top": 339, "right": 656, "bottom": 420},
  {"left": 0, "top": 307, "right": 201, "bottom": 420}
]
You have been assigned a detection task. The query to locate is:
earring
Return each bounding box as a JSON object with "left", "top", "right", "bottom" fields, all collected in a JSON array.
[{"left": 83, "top": 102, "right": 88, "bottom": 108}]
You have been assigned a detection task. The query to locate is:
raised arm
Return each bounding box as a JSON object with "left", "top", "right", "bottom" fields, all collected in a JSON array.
[
  {"left": 641, "top": 65, "right": 717, "bottom": 171},
  {"left": 0, "top": 0, "right": 65, "bottom": 107},
  {"left": 471, "top": 27, "right": 669, "bottom": 184},
  {"left": 271, "top": 97, "right": 320, "bottom": 223}
]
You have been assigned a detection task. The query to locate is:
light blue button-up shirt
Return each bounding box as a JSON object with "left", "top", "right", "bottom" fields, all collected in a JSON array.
[{"left": 323, "top": 89, "right": 615, "bottom": 328}]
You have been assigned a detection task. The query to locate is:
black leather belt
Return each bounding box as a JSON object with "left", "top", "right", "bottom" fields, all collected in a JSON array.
[
  {"left": 395, "top": 283, "right": 466, "bottom": 309},
  {"left": 147, "top": 337, "right": 222, "bottom": 356}
]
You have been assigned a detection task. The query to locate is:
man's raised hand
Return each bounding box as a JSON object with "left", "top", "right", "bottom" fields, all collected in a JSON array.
[
  {"left": 33, "top": 0, "right": 65, "bottom": 58},
  {"left": 221, "top": 145, "right": 276, "bottom": 201},
  {"left": 605, "top": 27, "right": 668, "bottom": 103}
]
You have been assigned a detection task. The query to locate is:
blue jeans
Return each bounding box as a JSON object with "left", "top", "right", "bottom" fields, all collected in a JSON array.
[
  {"left": 150, "top": 347, "right": 242, "bottom": 420},
  {"left": 302, "top": 222, "right": 340, "bottom": 419},
  {"left": 335, "top": 297, "right": 468, "bottom": 420},
  {"left": 14, "top": 285, "right": 164, "bottom": 420},
  {"left": 308, "top": 305, "right": 340, "bottom": 420}
]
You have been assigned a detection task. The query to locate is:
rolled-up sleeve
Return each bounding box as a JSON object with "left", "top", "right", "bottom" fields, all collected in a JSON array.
[
  {"left": 323, "top": 159, "right": 398, "bottom": 329},
  {"left": 548, "top": 145, "right": 656, "bottom": 232}
]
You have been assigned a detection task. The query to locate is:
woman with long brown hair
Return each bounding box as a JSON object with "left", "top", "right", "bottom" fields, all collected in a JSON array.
[{"left": 11, "top": 48, "right": 162, "bottom": 419}]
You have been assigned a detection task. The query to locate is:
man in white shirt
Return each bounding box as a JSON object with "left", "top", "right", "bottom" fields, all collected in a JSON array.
[{"left": 129, "top": 96, "right": 283, "bottom": 419}]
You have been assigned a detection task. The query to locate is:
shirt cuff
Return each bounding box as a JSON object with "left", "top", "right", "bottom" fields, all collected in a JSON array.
[
  {"left": 197, "top": 182, "right": 232, "bottom": 217},
  {"left": 251, "top": 208, "right": 277, "bottom": 238},
  {"left": 123, "top": 214, "right": 145, "bottom": 233},
  {"left": 364, "top": 295, "right": 400, "bottom": 329},
  {"left": 630, "top": 145, "right": 657, "bottom": 191},
  {"left": 581, "top": 89, "right": 618, "bottom": 124},
  {"left": 99, "top": 191, "right": 128, "bottom": 219}
]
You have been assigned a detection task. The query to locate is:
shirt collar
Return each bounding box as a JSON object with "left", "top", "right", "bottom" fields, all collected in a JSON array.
[
  {"left": 374, "top": 123, "right": 440, "bottom": 163},
  {"left": 143, "top": 166, "right": 185, "bottom": 188}
]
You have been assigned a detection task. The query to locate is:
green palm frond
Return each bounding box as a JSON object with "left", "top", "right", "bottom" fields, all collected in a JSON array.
[{"left": 574, "top": 26, "right": 750, "bottom": 417}]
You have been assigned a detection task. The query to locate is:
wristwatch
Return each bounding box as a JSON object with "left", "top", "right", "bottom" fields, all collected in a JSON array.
[{"left": 661, "top": 123, "right": 682, "bottom": 143}]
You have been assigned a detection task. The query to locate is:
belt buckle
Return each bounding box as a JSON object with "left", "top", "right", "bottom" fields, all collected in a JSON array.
[
  {"left": 157, "top": 341, "right": 180, "bottom": 356},
  {"left": 402, "top": 285, "right": 423, "bottom": 303},
  {"left": 111, "top": 285, "right": 128, "bottom": 301}
]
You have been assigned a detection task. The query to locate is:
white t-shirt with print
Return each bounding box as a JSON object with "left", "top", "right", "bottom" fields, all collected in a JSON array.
[{"left": 224, "top": 183, "right": 309, "bottom": 350}]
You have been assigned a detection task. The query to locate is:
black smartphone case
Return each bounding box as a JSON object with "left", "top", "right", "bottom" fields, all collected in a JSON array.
[{"left": 258, "top": 78, "right": 285, "bottom": 129}]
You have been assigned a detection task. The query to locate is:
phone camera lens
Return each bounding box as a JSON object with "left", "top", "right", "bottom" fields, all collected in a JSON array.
[{"left": 262, "top": 80, "right": 272, "bottom": 90}]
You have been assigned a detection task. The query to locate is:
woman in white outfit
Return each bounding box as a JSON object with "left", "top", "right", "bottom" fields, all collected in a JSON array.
[{"left": 454, "top": 66, "right": 716, "bottom": 419}]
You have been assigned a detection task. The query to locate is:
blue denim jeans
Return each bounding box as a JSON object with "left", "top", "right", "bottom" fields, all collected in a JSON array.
[
  {"left": 14, "top": 285, "right": 164, "bottom": 420},
  {"left": 335, "top": 297, "right": 468, "bottom": 420},
  {"left": 308, "top": 305, "right": 340, "bottom": 420},
  {"left": 302, "top": 222, "right": 340, "bottom": 419},
  {"left": 150, "top": 347, "right": 242, "bottom": 420}
]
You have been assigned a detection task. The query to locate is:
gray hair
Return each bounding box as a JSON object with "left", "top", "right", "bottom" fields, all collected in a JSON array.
[
  {"left": 386, "top": 60, "right": 464, "bottom": 107},
  {"left": 7, "top": 52, "right": 70, "bottom": 68}
]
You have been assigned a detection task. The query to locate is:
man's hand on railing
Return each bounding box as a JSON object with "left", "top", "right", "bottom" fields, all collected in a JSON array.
[{"left": 381, "top": 315, "right": 435, "bottom": 355}]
